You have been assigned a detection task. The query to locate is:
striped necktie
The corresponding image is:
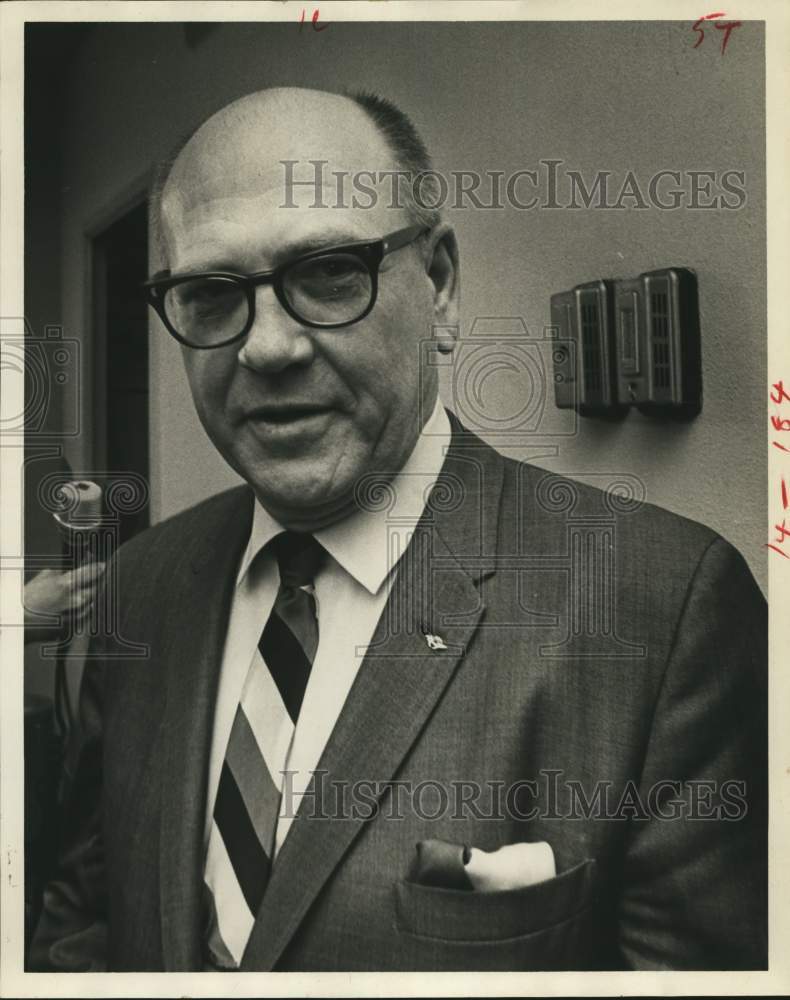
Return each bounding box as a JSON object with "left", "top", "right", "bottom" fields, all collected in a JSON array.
[{"left": 204, "top": 530, "right": 326, "bottom": 969}]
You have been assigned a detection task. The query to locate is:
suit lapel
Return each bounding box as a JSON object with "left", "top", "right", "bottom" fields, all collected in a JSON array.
[
  {"left": 240, "top": 417, "right": 505, "bottom": 970},
  {"left": 159, "top": 486, "right": 254, "bottom": 970}
]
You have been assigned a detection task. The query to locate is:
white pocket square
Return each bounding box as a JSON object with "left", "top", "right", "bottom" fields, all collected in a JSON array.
[
  {"left": 463, "top": 840, "right": 556, "bottom": 891},
  {"left": 411, "top": 838, "right": 555, "bottom": 892}
]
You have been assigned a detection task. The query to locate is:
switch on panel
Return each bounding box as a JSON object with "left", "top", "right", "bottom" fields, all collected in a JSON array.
[
  {"left": 552, "top": 268, "right": 702, "bottom": 418},
  {"left": 550, "top": 281, "right": 626, "bottom": 417},
  {"left": 615, "top": 268, "right": 702, "bottom": 416},
  {"left": 549, "top": 291, "right": 577, "bottom": 410}
]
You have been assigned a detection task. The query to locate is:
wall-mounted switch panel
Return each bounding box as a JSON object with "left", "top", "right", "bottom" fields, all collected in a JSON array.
[
  {"left": 615, "top": 268, "right": 701, "bottom": 416},
  {"left": 552, "top": 267, "right": 702, "bottom": 418},
  {"left": 550, "top": 280, "right": 626, "bottom": 416}
]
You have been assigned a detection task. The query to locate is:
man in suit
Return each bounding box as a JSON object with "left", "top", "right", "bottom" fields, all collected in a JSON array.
[{"left": 30, "top": 86, "right": 767, "bottom": 972}]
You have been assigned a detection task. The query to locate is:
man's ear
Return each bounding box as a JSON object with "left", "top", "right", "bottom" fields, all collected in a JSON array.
[{"left": 425, "top": 223, "right": 460, "bottom": 332}]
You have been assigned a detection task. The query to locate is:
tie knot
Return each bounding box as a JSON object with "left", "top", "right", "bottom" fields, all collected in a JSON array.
[{"left": 270, "top": 531, "right": 326, "bottom": 588}]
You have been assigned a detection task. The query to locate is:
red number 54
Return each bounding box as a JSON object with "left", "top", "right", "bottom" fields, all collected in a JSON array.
[{"left": 692, "top": 12, "right": 742, "bottom": 54}]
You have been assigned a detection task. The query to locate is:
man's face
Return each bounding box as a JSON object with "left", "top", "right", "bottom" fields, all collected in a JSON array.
[{"left": 161, "top": 90, "right": 458, "bottom": 529}]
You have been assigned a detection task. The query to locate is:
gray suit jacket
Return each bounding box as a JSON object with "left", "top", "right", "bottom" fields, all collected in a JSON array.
[{"left": 31, "top": 414, "right": 767, "bottom": 971}]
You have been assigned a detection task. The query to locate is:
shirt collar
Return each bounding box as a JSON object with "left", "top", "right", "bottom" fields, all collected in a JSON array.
[{"left": 236, "top": 398, "right": 452, "bottom": 594}]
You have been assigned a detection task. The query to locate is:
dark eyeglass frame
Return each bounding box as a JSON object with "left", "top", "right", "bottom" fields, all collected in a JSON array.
[{"left": 142, "top": 224, "right": 429, "bottom": 349}]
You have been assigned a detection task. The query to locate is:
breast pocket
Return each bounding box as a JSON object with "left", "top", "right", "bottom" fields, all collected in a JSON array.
[{"left": 394, "top": 858, "right": 598, "bottom": 971}]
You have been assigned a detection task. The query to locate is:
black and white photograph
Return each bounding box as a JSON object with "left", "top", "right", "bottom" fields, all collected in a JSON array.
[{"left": 1, "top": 1, "right": 788, "bottom": 995}]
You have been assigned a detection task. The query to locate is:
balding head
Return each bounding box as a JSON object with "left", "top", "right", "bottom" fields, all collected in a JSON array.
[{"left": 156, "top": 87, "right": 440, "bottom": 270}]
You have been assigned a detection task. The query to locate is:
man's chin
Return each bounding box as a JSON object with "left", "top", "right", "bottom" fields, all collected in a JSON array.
[{"left": 248, "top": 470, "right": 362, "bottom": 531}]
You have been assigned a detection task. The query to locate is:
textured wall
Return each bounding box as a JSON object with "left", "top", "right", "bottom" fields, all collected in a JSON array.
[{"left": 50, "top": 20, "right": 766, "bottom": 589}]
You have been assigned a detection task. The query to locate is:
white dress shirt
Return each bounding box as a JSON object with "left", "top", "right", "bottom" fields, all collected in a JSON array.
[{"left": 204, "top": 399, "right": 451, "bottom": 857}]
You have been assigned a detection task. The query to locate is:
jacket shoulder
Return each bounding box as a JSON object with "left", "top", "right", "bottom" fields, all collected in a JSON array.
[
  {"left": 500, "top": 457, "right": 735, "bottom": 578},
  {"left": 112, "top": 484, "right": 252, "bottom": 570},
  {"left": 447, "top": 409, "right": 722, "bottom": 560},
  {"left": 502, "top": 454, "right": 721, "bottom": 555},
  {"left": 445, "top": 410, "right": 726, "bottom": 576}
]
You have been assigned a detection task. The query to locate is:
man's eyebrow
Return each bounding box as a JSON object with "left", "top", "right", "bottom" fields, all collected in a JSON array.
[
  {"left": 269, "top": 230, "right": 372, "bottom": 263},
  {"left": 166, "top": 230, "right": 375, "bottom": 277},
  {"left": 161, "top": 229, "right": 380, "bottom": 278}
]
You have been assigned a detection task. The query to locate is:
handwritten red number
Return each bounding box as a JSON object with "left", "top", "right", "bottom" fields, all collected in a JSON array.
[
  {"left": 769, "top": 379, "right": 789, "bottom": 558},
  {"left": 693, "top": 12, "right": 740, "bottom": 54},
  {"left": 714, "top": 18, "right": 742, "bottom": 54},
  {"left": 770, "top": 380, "right": 790, "bottom": 405},
  {"left": 300, "top": 8, "right": 327, "bottom": 31},
  {"left": 772, "top": 519, "right": 790, "bottom": 544}
]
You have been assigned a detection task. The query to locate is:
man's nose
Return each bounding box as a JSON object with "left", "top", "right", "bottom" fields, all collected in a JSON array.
[{"left": 236, "top": 284, "right": 315, "bottom": 373}]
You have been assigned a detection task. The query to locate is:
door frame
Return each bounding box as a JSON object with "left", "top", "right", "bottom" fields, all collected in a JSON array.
[{"left": 82, "top": 170, "right": 151, "bottom": 474}]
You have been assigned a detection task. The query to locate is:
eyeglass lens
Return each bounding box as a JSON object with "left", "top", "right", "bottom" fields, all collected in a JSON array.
[{"left": 162, "top": 251, "right": 374, "bottom": 345}]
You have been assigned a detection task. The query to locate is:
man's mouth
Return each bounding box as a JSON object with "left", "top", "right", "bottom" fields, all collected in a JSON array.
[
  {"left": 243, "top": 404, "right": 338, "bottom": 444},
  {"left": 247, "top": 404, "right": 332, "bottom": 424}
]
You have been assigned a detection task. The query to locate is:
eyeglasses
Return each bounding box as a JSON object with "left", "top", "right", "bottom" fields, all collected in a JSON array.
[{"left": 143, "top": 224, "right": 428, "bottom": 349}]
